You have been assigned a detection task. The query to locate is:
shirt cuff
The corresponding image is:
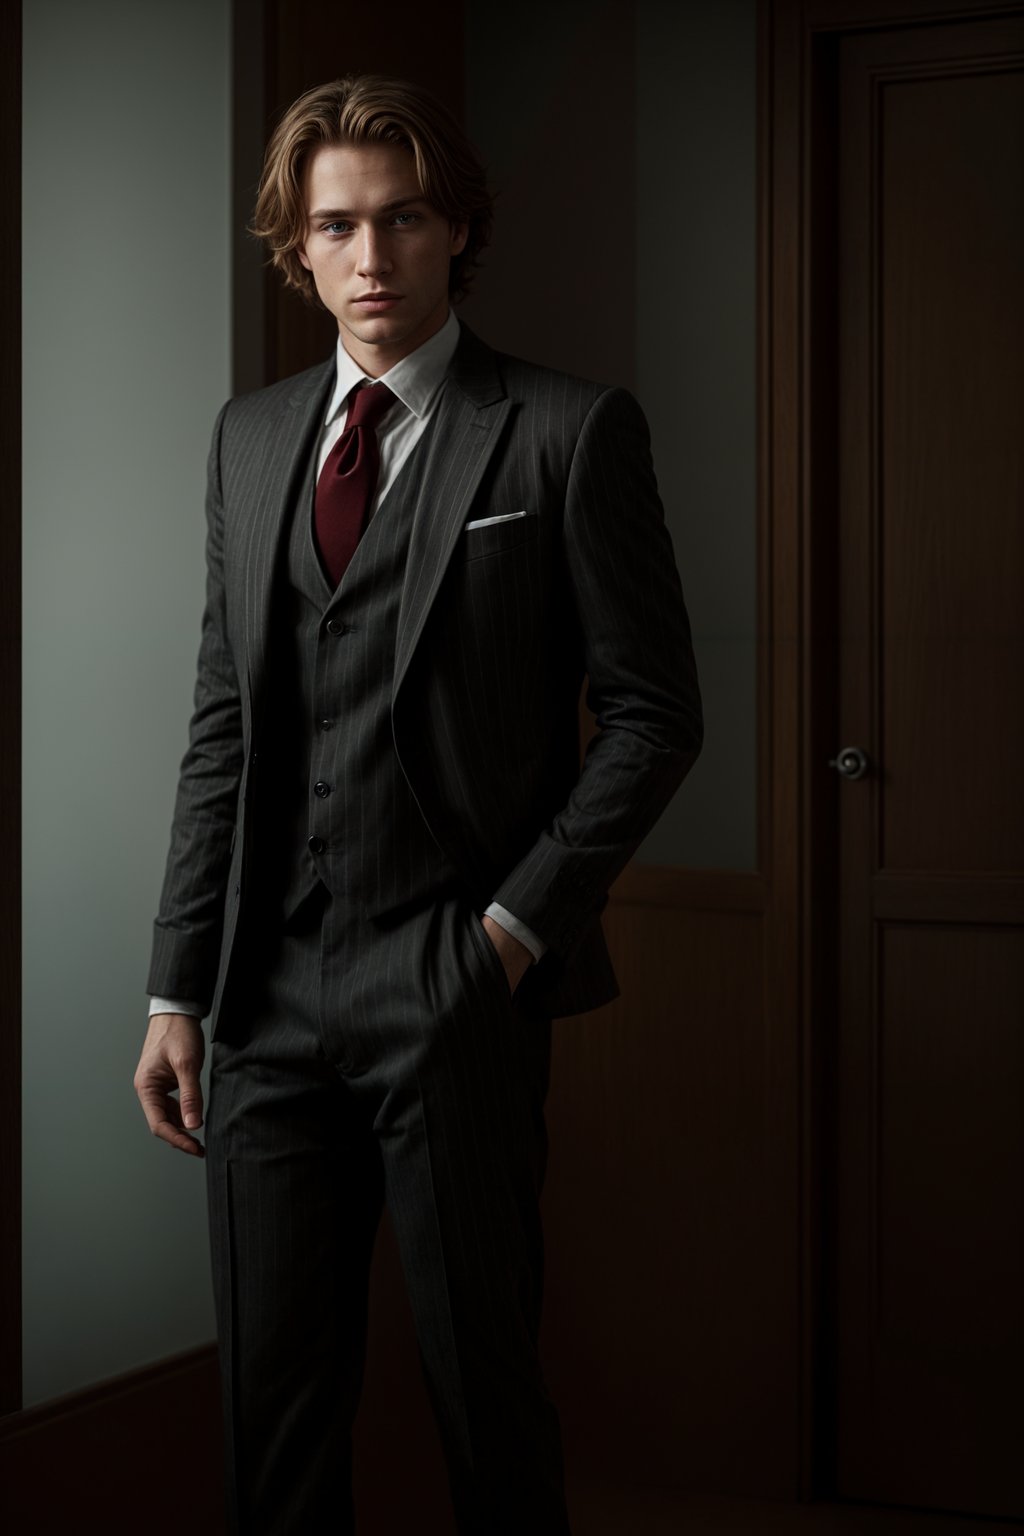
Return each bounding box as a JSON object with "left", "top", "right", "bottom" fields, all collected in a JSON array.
[
  {"left": 148, "top": 995, "right": 206, "bottom": 1020},
  {"left": 482, "top": 903, "right": 548, "bottom": 962}
]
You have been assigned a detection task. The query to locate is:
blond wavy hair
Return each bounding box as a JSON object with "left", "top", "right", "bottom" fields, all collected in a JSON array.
[{"left": 250, "top": 74, "right": 493, "bottom": 304}]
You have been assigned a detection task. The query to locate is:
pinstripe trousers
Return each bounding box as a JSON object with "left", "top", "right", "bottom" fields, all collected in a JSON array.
[{"left": 205, "top": 880, "right": 571, "bottom": 1535}]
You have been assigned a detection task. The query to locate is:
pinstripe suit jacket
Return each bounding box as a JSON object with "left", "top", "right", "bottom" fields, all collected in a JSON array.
[{"left": 148, "top": 322, "right": 703, "bottom": 1026}]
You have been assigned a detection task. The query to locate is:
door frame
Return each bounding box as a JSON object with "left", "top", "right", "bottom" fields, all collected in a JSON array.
[{"left": 764, "top": 0, "right": 1024, "bottom": 1498}]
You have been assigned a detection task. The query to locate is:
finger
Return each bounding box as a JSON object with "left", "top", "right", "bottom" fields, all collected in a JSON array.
[
  {"left": 136, "top": 1086, "right": 205, "bottom": 1158},
  {"left": 155, "top": 1117, "right": 205, "bottom": 1157},
  {"left": 177, "top": 1077, "right": 205, "bottom": 1131},
  {"left": 168, "top": 1052, "right": 205, "bottom": 1131},
  {"left": 163, "top": 1097, "right": 186, "bottom": 1130}
]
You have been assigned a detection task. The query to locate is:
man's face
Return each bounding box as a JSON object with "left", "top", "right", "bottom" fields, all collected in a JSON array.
[{"left": 297, "top": 140, "right": 468, "bottom": 375}]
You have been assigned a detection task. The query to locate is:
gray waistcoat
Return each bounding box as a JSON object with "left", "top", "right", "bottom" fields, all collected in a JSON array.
[{"left": 251, "top": 436, "right": 458, "bottom": 925}]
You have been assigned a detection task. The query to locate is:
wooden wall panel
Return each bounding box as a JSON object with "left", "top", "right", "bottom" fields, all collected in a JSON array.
[{"left": 542, "top": 895, "right": 792, "bottom": 1497}]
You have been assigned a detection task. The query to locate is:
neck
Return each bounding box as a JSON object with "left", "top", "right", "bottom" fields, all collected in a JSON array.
[{"left": 340, "top": 305, "right": 450, "bottom": 377}]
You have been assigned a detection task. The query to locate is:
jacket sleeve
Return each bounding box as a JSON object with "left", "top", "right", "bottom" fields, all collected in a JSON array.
[
  {"left": 146, "top": 401, "right": 245, "bottom": 1007},
  {"left": 491, "top": 386, "right": 703, "bottom": 956}
]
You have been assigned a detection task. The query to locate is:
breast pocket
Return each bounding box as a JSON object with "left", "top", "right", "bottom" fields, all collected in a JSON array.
[{"left": 455, "top": 510, "right": 540, "bottom": 563}]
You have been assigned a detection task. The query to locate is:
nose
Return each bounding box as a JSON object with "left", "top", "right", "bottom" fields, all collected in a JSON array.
[{"left": 356, "top": 225, "right": 392, "bottom": 278}]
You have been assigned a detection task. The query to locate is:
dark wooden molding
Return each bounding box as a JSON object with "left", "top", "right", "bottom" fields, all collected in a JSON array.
[
  {"left": 0, "top": 1345, "right": 224, "bottom": 1533},
  {"left": 871, "top": 873, "right": 1024, "bottom": 926},
  {"left": 1, "top": 0, "right": 23, "bottom": 1421},
  {"left": 765, "top": 0, "right": 860, "bottom": 1502}
]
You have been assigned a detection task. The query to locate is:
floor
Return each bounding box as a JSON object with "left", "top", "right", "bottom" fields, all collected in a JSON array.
[{"left": 566, "top": 1485, "right": 1024, "bottom": 1536}]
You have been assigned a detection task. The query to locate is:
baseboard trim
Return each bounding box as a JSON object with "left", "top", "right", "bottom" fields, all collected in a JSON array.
[{"left": 0, "top": 1344, "right": 224, "bottom": 1534}]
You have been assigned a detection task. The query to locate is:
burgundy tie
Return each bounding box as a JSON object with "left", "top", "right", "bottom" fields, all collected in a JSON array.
[{"left": 314, "top": 382, "right": 397, "bottom": 587}]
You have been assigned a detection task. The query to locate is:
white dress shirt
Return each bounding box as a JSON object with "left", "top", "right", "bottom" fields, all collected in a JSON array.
[
  {"left": 150, "top": 313, "right": 544, "bottom": 1021},
  {"left": 316, "top": 306, "right": 457, "bottom": 492}
]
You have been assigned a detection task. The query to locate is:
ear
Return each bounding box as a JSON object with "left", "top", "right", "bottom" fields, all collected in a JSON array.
[
  {"left": 449, "top": 221, "right": 469, "bottom": 257},
  {"left": 297, "top": 246, "right": 313, "bottom": 272}
]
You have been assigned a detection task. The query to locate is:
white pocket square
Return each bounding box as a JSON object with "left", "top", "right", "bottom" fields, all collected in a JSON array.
[{"left": 464, "top": 510, "right": 528, "bottom": 531}]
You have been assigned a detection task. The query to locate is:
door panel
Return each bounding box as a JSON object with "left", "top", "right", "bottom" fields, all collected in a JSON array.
[
  {"left": 836, "top": 15, "right": 1024, "bottom": 1518},
  {"left": 880, "top": 66, "right": 1024, "bottom": 872}
]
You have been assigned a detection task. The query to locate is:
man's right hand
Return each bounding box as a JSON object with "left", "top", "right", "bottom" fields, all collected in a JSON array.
[{"left": 134, "top": 1013, "right": 207, "bottom": 1158}]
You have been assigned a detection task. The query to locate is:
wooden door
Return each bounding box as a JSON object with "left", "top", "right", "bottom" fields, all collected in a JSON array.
[{"left": 835, "top": 13, "right": 1024, "bottom": 1519}]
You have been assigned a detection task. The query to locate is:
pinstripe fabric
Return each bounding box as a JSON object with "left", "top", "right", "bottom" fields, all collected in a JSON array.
[
  {"left": 203, "top": 398, "right": 571, "bottom": 1533},
  {"left": 208, "top": 893, "right": 567, "bottom": 1535},
  {"left": 148, "top": 322, "right": 702, "bottom": 1026},
  {"left": 253, "top": 409, "right": 462, "bottom": 928}
]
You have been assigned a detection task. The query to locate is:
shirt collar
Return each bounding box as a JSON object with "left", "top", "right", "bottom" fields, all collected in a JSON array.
[{"left": 324, "top": 308, "right": 460, "bottom": 426}]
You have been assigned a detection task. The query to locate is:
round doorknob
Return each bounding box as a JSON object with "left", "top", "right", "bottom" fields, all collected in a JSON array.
[{"left": 828, "top": 746, "right": 870, "bottom": 780}]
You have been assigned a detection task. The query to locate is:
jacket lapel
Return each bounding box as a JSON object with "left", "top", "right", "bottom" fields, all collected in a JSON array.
[
  {"left": 394, "top": 324, "right": 511, "bottom": 695},
  {"left": 241, "top": 359, "right": 334, "bottom": 705}
]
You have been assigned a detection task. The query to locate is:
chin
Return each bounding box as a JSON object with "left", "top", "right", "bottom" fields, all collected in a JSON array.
[{"left": 346, "top": 317, "right": 404, "bottom": 345}]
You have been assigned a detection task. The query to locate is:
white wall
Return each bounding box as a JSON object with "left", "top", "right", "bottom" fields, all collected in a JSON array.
[{"left": 22, "top": 0, "right": 230, "bottom": 1405}]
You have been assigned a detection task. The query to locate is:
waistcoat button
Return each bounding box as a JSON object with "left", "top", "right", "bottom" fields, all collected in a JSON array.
[
  {"left": 313, "top": 781, "right": 331, "bottom": 798},
  {"left": 308, "top": 835, "right": 326, "bottom": 855}
]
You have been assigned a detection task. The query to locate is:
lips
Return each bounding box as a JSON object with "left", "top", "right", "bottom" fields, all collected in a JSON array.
[{"left": 353, "top": 292, "right": 401, "bottom": 307}]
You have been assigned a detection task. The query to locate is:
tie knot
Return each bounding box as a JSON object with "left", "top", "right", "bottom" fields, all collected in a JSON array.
[{"left": 346, "top": 382, "right": 396, "bottom": 432}]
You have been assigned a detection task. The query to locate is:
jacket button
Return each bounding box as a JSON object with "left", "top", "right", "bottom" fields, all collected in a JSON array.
[
  {"left": 319, "top": 718, "right": 335, "bottom": 732},
  {"left": 326, "top": 619, "right": 347, "bottom": 636},
  {"left": 313, "top": 781, "right": 331, "bottom": 798},
  {"left": 308, "top": 836, "right": 326, "bottom": 855}
]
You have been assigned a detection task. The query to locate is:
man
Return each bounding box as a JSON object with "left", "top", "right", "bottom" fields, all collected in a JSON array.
[{"left": 134, "top": 74, "right": 702, "bottom": 1536}]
